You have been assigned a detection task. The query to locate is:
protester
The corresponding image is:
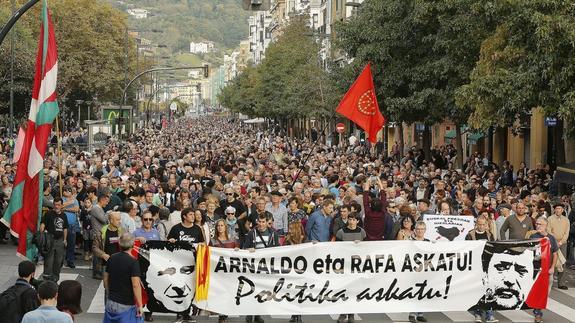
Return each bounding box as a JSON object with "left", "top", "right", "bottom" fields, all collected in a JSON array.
[
  {"left": 408, "top": 221, "right": 429, "bottom": 323},
  {"left": 21, "top": 281, "right": 73, "bottom": 323},
  {"left": 362, "top": 178, "right": 387, "bottom": 240},
  {"left": 0, "top": 260, "right": 39, "bottom": 323},
  {"left": 305, "top": 200, "right": 334, "bottom": 242},
  {"left": 93, "top": 212, "right": 124, "bottom": 281},
  {"left": 547, "top": 202, "right": 570, "bottom": 290},
  {"left": 243, "top": 213, "right": 279, "bottom": 323},
  {"left": 211, "top": 219, "right": 238, "bottom": 323},
  {"left": 334, "top": 212, "right": 365, "bottom": 323},
  {"left": 167, "top": 207, "right": 205, "bottom": 244},
  {"left": 500, "top": 202, "right": 534, "bottom": 240},
  {"left": 40, "top": 197, "right": 68, "bottom": 282},
  {"left": 62, "top": 186, "right": 80, "bottom": 268},
  {"left": 465, "top": 215, "right": 497, "bottom": 323},
  {"left": 103, "top": 232, "right": 144, "bottom": 323},
  {"left": 134, "top": 210, "right": 161, "bottom": 243},
  {"left": 91, "top": 193, "right": 110, "bottom": 279}
]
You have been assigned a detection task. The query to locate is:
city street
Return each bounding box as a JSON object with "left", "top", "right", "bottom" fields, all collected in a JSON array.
[
  {"left": 1, "top": 242, "right": 574, "bottom": 323},
  {"left": 2, "top": 0, "right": 575, "bottom": 323}
]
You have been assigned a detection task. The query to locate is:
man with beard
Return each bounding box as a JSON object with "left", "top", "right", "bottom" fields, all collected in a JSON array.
[{"left": 471, "top": 244, "right": 539, "bottom": 315}]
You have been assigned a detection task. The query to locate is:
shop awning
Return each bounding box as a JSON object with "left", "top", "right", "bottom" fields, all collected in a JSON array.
[{"left": 555, "top": 162, "right": 575, "bottom": 185}]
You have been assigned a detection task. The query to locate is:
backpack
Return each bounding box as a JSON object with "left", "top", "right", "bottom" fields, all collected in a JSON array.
[
  {"left": 33, "top": 230, "right": 53, "bottom": 257},
  {"left": 0, "top": 280, "right": 32, "bottom": 322}
]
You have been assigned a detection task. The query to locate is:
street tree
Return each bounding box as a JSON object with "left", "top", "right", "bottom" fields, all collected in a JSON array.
[
  {"left": 219, "top": 15, "right": 337, "bottom": 132},
  {"left": 456, "top": 0, "right": 575, "bottom": 146},
  {"left": 335, "top": 0, "right": 491, "bottom": 166}
]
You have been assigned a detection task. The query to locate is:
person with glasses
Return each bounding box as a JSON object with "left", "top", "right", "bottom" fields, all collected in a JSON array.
[
  {"left": 223, "top": 206, "right": 239, "bottom": 240},
  {"left": 528, "top": 217, "right": 559, "bottom": 323},
  {"left": 134, "top": 211, "right": 160, "bottom": 322},
  {"left": 134, "top": 210, "right": 160, "bottom": 243},
  {"left": 218, "top": 187, "right": 246, "bottom": 220}
]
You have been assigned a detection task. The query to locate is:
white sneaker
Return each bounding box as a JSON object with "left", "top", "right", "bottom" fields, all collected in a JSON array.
[{"left": 474, "top": 314, "right": 482, "bottom": 323}]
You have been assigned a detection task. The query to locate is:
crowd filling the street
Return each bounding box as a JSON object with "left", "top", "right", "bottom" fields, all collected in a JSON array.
[{"left": 0, "top": 116, "right": 573, "bottom": 323}]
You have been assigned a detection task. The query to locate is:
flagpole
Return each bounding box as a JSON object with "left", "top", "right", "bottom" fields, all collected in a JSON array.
[{"left": 55, "top": 116, "right": 63, "bottom": 197}]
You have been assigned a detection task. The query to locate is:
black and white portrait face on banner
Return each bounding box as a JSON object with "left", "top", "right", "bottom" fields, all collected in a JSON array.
[
  {"left": 486, "top": 251, "right": 535, "bottom": 309},
  {"left": 140, "top": 241, "right": 196, "bottom": 313}
]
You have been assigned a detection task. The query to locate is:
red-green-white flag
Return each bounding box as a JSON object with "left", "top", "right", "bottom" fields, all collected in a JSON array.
[{"left": 1, "top": 0, "right": 59, "bottom": 259}]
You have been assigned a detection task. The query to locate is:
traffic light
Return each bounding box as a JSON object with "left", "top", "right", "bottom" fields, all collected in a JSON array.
[
  {"left": 203, "top": 64, "right": 209, "bottom": 78},
  {"left": 242, "top": 0, "right": 270, "bottom": 11}
]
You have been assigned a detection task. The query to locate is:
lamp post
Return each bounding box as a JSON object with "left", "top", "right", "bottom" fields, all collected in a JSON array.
[
  {"left": 9, "top": 0, "right": 16, "bottom": 137},
  {"left": 0, "top": 0, "right": 41, "bottom": 47}
]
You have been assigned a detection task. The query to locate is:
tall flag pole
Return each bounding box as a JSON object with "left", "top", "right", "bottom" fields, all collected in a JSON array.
[
  {"left": 336, "top": 63, "right": 385, "bottom": 143},
  {"left": 1, "top": 0, "right": 59, "bottom": 259}
]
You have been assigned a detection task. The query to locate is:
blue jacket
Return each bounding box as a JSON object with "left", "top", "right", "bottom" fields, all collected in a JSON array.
[{"left": 305, "top": 209, "right": 332, "bottom": 242}]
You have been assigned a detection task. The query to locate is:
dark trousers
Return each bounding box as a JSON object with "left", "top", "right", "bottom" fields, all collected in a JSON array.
[
  {"left": 558, "top": 243, "right": 568, "bottom": 286},
  {"left": 43, "top": 238, "right": 65, "bottom": 282},
  {"left": 567, "top": 240, "right": 575, "bottom": 265},
  {"left": 65, "top": 230, "right": 76, "bottom": 264}
]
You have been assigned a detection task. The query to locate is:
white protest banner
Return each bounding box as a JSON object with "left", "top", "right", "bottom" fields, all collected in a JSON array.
[
  {"left": 423, "top": 215, "right": 476, "bottom": 241},
  {"left": 194, "top": 240, "right": 486, "bottom": 315}
]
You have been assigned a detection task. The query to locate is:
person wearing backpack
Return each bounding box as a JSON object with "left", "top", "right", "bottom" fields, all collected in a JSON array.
[{"left": 0, "top": 260, "right": 40, "bottom": 323}]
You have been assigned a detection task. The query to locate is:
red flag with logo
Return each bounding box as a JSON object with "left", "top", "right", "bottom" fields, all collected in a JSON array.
[{"left": 336, "top": 63, "right": 385, "bottom": 143}]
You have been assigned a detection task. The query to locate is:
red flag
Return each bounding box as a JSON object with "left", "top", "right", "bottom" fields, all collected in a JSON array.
[
  {"left": 336, "top": 63, "right": 385, "bottom": 143},
  {"left": 525, "top": 237, "right": 551, "bottom": 309}
]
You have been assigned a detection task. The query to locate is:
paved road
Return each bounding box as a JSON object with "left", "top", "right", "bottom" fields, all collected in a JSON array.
[{"left": 1, "top": 243, "right": 574, "bottom": 323}]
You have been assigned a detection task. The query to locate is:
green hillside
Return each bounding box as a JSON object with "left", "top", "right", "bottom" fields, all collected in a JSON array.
[{"left": 107, "top": 0, "right": 249, "bottom": 53}]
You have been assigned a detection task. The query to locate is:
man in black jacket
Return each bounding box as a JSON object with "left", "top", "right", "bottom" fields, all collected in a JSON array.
[{"left": 0, "top": 260, "right": 40, "bottom": 323}]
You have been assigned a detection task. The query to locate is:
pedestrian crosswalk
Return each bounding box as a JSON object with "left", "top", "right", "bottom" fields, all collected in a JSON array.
[{"left": 71, "top": 268, "right": 575, "bottom": 323}]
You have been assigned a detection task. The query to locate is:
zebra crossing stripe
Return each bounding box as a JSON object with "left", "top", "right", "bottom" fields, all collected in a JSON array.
[
  {"left": 442, "top": 311, "right": 476, "bottom": 322},
  {"left": 545, "top": 298, "right": 575, "bottom": 322},
  {"left": 496, "top": 310, "right": 533, "bottom": 322},
  {"left": 329, "top": 314, "right": 362, "bottom": 321},
  {"left": 87, "top": 282, "right": 105, "bottom": 314},
  {"left": 385, "top": 313, "right": 407, "bottom": 321},
  {"left": 553, "top": 287, "right": 575, "bottom": 298}
]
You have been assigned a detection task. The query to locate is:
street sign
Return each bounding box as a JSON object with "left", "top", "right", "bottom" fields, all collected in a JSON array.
[
  {"left": 336, "top": 123, "right": 345, "bottom": 133},
  {"left": 545, "top": 117, "right": 557, "bottom": 127},
  {"left": 170, "top": 102, "right": 177, "bottom": 111}
]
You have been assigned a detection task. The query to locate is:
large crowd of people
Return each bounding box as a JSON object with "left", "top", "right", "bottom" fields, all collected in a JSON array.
[{"left": 0, "top": 115, "right": 574, "bottom": 323}]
